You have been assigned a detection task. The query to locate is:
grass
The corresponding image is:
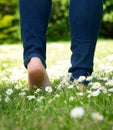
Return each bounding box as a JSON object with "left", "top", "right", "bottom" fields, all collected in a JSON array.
[{"left": 0, "top": 39, "right": 113, "bottom": 130}]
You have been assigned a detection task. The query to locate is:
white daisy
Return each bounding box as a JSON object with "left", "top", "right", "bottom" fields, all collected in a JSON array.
[
  {"left": 22, "top": 88, "right": 29, "bottom": 91},
  {"left": 87, "top": 90, "right": 100, "bottom": 98},
  {"left": 86, "top": 76, "right": 93, "bottom": 81},
  {"left": 98, "top": 86, "right": 107, "bottom": 94},
  {"left": 57, "top": 84, "right": 62, "bottom": 90},
  {"left": 35, "top": 88, "right": 41, "bottom": 94},
  {"left": 92, "top": 90, "right": 100, "bottom": 97},
  {"left": 91, "top": 112, "right": 104, "bottom": 121},
  {"left": 48, "top": 99, "right": 53, "bottom": 104},
  {"left": 55, "top": 94, "right": 60, "bottom": 98},
  {"left": 98, "top": 77, "right": 108, "bottom": 81},
  {"left": 36, "top": 96, "right": 45, "bottom": 102},
  {"left": 70, "top": 106, "right": 85, "bottom": 118},
  {"left": 78, "top": 76, "right": 86, "bottom": 82},
  {"left": 19, "top": 92, "right": 26, "bottom": 96},
  {"left": 77, "top": 92, "right": 84, "bottom": 96},
  {"left": 69, "top": 96, "right": 75, "bottom": 102},
  {"left": 6, "top": 89, "right": 13, "bottom": 96},
  {"left": 108, "top": 94, "right": 111, "bottom": 96},
  {"left": 15, "top": 85, "right": 22, "bottom": 90},
  {"left": 27, "top": 95, "right": 36, "bottom": 100},
  {"left": 105, "top": 80, "right": 113, "bottom": 86},
  {"left": 108, "top": 88, "right": 113, "bottom": 92},
  {"left": 5, "top": 96, "right": 10, "bottom": 103},
  {"left": 45, "top": 86, "right": 53, "bottom": 93},
  {"left": 92, "top": 82, "right": 101, "bottom": 89},
  {"left": 87, "top": 90, "right": 92, "bottom": 94},
  {"left": 67, "top": 85, "right": 74, "bottom": 89}
]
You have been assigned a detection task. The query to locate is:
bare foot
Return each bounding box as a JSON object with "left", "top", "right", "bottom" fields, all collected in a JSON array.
[{"left": 27, "top": 57, "right": 50, "bottom": 90}]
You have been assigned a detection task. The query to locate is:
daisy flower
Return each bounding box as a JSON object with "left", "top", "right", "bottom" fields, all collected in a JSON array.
[
  {"left": 92, "top": 90, "right": 100, "bottom": 97},
  {"left": 105, "top": 80, "right": 113, "bottom": 86},
  {"left": 67, "top": 85, "right": 74, "bottom": 89},
  {"left": 77, "top": 92, "right": 84, "bottom": 96},
  {"left": 108, "top": 88, "right": 113, "bottom": 92},
  {"left": 70, "top": 106, "right": 85, "bottom": 119},
  {"left": 45, "top": 86, "right": 53, "bottom": 93},
  {"left": 36, "top": 96, "right": 45, "bottom": 102},
  {"left": 87, "top": 90, "right": 100, "bottom": 98},
  {"left": 92, "top": 82, "right": 101, "bottom": 89},
  {"left": 27, "top": 95, "right": 36, "bottom": 100},
  {"left": 22, "top": 88, "right": 29, "bottom": 91},
  {"left": 19, "top": 92, "right": 26, "bottom": 97},
  {"left": 69, "top": 96, "right": 75, "bottom": 102},
  {"left": 6, "top": 89, "right": 13, "bottom": 96},
  {"left": 5, "top": 96, "right": 10, "bottom": 103},
  {"left": 91, "top": 112, "right": 104, "bottom": 121},
  {"left": 15, "top": 85, "right": 22, "bottom": 90},
  {"left": 86, "top": 76, "right": 93, "bottom": 81},
  {"left": 98, "top": 86, "right": 107, "bottom": 94},
  {"left": 35, "top": 88, "right": 41, "bottom": 94},
  {"left": 108, "top": 94, "right": 111, "bottom": 96},
  {"left": 55, "top": 94, "right": 60, "bottom": 98},
  {"left": 77, "top": 76, "right": 86, "bottom": 82}
]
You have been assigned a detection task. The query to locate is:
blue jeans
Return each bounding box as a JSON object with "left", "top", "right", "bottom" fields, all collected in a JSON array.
[{"left": 19, "top": 0, "right": 103, "bottom": 79}]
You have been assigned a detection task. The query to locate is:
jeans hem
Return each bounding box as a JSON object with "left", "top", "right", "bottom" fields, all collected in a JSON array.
[{"left": 24, "top": 53, "right": 46, "bottom": 69}]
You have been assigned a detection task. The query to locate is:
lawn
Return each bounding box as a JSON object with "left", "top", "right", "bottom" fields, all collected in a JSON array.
[{"left": 0, "top": 39, "right": 113, "bottom": 130}]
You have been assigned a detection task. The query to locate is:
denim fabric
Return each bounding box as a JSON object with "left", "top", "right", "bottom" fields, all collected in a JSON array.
[
  {"left": 19, "top": 0, "right": 52, "bottom": 68},
  {"left": 68, "top": 0, "right": 103, "bottom": 78},
  {"left": 19, "top": 0, "right": 103, "bottom": 78}
]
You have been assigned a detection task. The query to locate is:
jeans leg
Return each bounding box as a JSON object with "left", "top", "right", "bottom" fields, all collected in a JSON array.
[
  {"left": 68, "top": 0, "right": 103, "bottom": 79},
  {"left": 19, "top": 0, "right": 52, "bottom": 68}
]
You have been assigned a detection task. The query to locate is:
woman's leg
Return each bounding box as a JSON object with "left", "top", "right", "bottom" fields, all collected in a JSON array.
[
  {"left": 19, "top": 0, "right": 52, "bottom": 89},
  {"left": 69, "top": 0, "right": 103, "bottom": 81}
]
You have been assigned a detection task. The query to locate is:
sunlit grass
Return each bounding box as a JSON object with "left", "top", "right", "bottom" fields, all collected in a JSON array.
[{"left": 0, "top": 39, "right": 113, "bottom": 130}]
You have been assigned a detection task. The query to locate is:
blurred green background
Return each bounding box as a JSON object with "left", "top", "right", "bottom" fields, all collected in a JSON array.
[{"left": 0, "top": 0, "right": 113, "bottom": 44}]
